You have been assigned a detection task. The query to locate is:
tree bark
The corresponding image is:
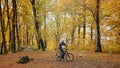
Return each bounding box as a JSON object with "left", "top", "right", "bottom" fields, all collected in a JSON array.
[
  {"left": 77, "top": 25, "right": 81, "bottom": 45},
  {"left": 14, "top": 4, "right": 20, "bottom": 51},
  {"left": 83, "top": 21, "right": 86, "bottom": 44},
  {"left": 26, "top": 24, "right": 29, "bottom": 46},
  {"left": 71, "top": 13, "right": 76, "bottom": 44},
  {"left": 83, "top": 0, "right": 86, "bottom": 44},
  {"left": 0, "top": 0, "right": 8, "bottom": 54},
  {"left": 43, "top": 1, "right": 47, "bottom": 50},
  {"left": 0, "top": 42, "right": 3, "bottom": 54},
  {"left": 95, "top": 0, "right": 102, "bottom": 52},
  {"left": 54, "top": 14, "right": 60, "bottom": 47},
  {"left": 71, "top": 27, "right": 75, "bottom": 44},
  {"left": 91, "top": 22, "right": 93, "bottom": 40},
  {"left": 16, "top": 21, "right": 20, "bottom": 51},
  {"left": 5, "top": 0, "right": 11, "bottom": 52},
  {"left": 11, "top": 0, "right": 17, "bottom": 53},
  {"left": 30, "top": 0, "right": 45, "bottom": 51}
]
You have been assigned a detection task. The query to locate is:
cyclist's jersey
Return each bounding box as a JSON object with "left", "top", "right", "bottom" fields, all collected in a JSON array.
[{"left": 58, "top": 41, "right": 66, "bottom": 49}]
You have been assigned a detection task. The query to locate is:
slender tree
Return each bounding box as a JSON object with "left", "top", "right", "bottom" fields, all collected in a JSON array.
[
  {"left": 13, "top": 0, "right": 20, "bottom": 51},
  {"left": 78, "top": 25, "right": 81, "bottom": 45},
  {"left": 91, "top": 22, "right": 93, "bottom": 40},
  {"left": 43, "top": 0, "right": 47, "bottom": 49},
  {"left": 30, "top": 0, "right": 45, "bottom": 51},
  {"left": 71, "top": 13, "right": 76, "bottom": 44},
  {"left": 26, "top": 24, "right": 29, "bottom": 46},
  {"left": 83, "top": 0, "right": 86, "bottom": 44},
  {"left": 11, "top": 0, "right": 17, "bottom": 53},
  {"left": 5, "top": 0, "right": 11, "bottom": 51},
  {"left": 55, "top": 13, "right": 60, "bottom": 45},
  {"left": 95, "top": 0, "right": 102, "bottom": 52},
  {"left": 0, "top": 0, "right": 8, "bottom": 54}
]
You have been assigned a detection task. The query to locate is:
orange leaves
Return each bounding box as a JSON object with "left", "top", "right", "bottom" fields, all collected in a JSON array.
[
  {"left": 110, "top": 19, "right": 120, "bottom": 26},
  {"left": 53, "top": 0, "right": 71, "bottom": 12},
  {"left": 59, "top": 0, "right": 71, "bottom": 4}
]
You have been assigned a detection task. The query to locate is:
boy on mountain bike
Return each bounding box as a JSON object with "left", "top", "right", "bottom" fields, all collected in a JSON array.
[{"left": 58, "top": 40, "right": 67, "bottom": 59}]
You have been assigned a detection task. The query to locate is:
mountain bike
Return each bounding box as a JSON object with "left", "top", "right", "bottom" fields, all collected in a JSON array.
[{"left": 56, "top": 49, "right": 74, "bottom": 62}]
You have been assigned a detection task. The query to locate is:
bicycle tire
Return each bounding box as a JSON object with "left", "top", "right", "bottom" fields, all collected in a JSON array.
[
  {"left": 56, "top": 53, "right": 61, "bottom": 61},
  {"left": 65, "top": 53, "right": 74, "bottom": 62}
]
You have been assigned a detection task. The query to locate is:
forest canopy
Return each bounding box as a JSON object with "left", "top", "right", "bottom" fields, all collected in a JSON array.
[{"left": 0, "top": 0, "right": 120, "bottom": 54}]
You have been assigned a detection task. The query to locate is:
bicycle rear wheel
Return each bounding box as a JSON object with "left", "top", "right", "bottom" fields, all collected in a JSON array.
[
  {"left": 56, "top": 53, "right": 61, "bottom": 61},
  {"left": 65, "top": 53, "right": 74, "bottom": 62}
]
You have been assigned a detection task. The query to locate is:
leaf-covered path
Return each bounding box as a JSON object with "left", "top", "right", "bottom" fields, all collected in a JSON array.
[{"left": 0, "top": 51, "right": 120, "bottom": 68}]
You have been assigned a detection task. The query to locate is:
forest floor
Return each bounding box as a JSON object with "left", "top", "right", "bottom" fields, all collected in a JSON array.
[{"left": 0, "top": 51, "right": 120, "bottom": 68}]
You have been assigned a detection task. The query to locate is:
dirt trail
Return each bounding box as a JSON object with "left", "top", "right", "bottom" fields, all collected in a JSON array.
[{"left": 0, "top": 51, "right": 120, "bottom": 68}]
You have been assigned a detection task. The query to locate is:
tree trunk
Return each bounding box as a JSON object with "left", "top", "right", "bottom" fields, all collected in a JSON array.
[
  {"left": 71, "top": 13, "right": 76, "bottom": 44},
  {"left": 39, "top": 38, "right": 45, "bottom": 51},
  {"left": 8, "top": 23, "right": 11, "bottom": 52},
  {"left": 14, "top": 5, "right": 20, "bottom": 51},
  {"left": 11, "top": 0, "right": 17, "bottom": 53},
  {"left": 83, "top": 0, "right": 86, "bottom": 44},
  {"left": 16, "top": 22, "right": 20, "bottom": 51},
  {"left": 55, "top": 14, "right": 60, "bottom": 48},
  {"left": 83, "top": 22, "right": 86, "bottom": 44},
  {"left": 5, "top": 0, "right": 11, "bottom": 52},
  {"left": 91, "top": 22, "right": 93, "bottom": 40},
  {"left": 0, "top": 0, "right": 8, "bottom": 54},
  {"left": 26, "top": 24, "right": 29, "bottom": 46},
  {"left": 95, "top": 0, "right": 102, "bottom": 52},
  {"left": 0, "top": 42, "right": 3, "bottom": 55},
  {"left": 30, "top": 0, "right": 45, "bottom": 51},
  {"left": 71, "top": 27, "right": 75, "bottom": 44},
  {"left": 77, "top": 25, "right": 81, "bottom": 45},
  {"left": 43, "top": 2, "right": 47, "bottom": 50}
]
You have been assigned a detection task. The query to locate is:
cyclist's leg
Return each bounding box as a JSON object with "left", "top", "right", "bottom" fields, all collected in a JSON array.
[
  {"left": 62, "top": 53, "right": 65, "bottom": 59},
  {"left": 60, "top": 49, "right": 65, "bottom": 59}
]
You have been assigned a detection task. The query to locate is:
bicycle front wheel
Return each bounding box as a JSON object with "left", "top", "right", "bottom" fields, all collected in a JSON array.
[{"left": 65, "top": 53, "right": 74, "bottom": 62}]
